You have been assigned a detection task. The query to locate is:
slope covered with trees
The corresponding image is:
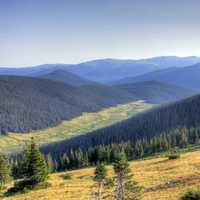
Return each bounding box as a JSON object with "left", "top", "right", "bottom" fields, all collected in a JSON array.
[
  {"left": 41, "top": 69, "right": 194, "bottom": 104},
  {"left": 114, "top": 63, "right": 200, "bottom": 90},
  {"left": 40, "top": 94, "right": 200, "bottom": 169},
  {"left": 116, "top": 81, "right": 195, "bottom": 103},
  {"left": 0, "top": 76, "right": 136, "bottom": 134},
  {"left": 40, "top": 69, "right": 96, "bottom": 86}
]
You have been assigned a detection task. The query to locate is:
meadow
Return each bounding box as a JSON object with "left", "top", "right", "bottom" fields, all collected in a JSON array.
[
  {"left": 3, "top": 150, "right": 200, "bottom": 200},
  {"left": 0, "top": 101, "right": 153, "bottom": 154}
]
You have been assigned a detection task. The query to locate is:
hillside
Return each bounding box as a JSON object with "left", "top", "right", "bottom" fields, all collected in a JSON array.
[
  {"left": 116, "top": 81, "right": 195, "bottom": 103},
  {"left": 0, "top": 76, "right": 136, "bottom": 134},
  {"left": 39, "top": 70, "right": 96, "bottom": 86},
  {"left": 0, "top": 101, "right": 152, "bottom": 154},
  {"left": 3, "top": 151, "right": 200, "bottom": 200},
  {"left": 41, "top": 93, "right": 200, "bottom": 156},
  {"left": 67, "top": 59, "right": 159, "bottom": 83},
  {"left": 114, "top": 63, "right": 200, "bottom": 90},
  {"left": 67, "top": 57, "right": 200, "bottom": 83},
  {"left": 41, "top": 70, "right": 195, "bottom": 104},
  {"left": 113, "top": 67, "right": 179, "bottom": 85}
]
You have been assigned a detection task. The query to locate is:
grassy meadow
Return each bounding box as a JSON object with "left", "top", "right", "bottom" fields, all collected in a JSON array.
[
  {"left": 2, "top": 150, "right": 200, "bottom": 200},
  {"left": 0, "top": 101, "right": 153, "bottom": 154}
]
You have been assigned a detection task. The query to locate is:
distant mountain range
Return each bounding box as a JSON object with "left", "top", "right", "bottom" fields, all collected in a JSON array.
[
  {"left": 0, "top": 56, "right": 200, "bottom": 84},
  {"left": 114, "top": 63, "right": 200, "bottom": 90}
]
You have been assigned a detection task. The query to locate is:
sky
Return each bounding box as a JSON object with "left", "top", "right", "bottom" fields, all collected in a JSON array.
[{"left": 1, "top": 0, "right": 200, "bottom": 67}]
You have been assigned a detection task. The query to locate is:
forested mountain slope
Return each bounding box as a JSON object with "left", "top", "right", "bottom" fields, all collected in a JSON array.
[
  {"left": 40, "top": 69, "right": 96, "bottom": 86},
  {"left": 113, "top": 67, "right": 179, "bottom": 85},
  {"left": 0, "top": 76, "right": 136, "bottom": 134},
  {"left": 116, "top": 81, "right": 196, "bottom": 103},
  {"left": 42, "top": 93, "right": 200, "bottom": 155},
  {"left": 114, "top": 63, "right": 200, "bottom": 90},
  {"left": 41, "top": 70, "right": 195, "bottom": 104}
]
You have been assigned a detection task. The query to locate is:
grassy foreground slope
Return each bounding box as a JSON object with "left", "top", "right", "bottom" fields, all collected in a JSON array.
[
  {"left": 0, "top": 101, "right": 152, "bottom": 154},
  {"left": 4, "top": 150, "right": 200, "bottom": 200}
]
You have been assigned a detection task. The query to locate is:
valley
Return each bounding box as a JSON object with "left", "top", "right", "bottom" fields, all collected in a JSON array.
[
  {"left": 1, "top": 1, "right": 200, "bottom": 199},
  {"left": 0, "top": 56, "right": 200, "bottom": 200},
  {"left": 0, "top": 101, "right": 153, "bottom": 154}
]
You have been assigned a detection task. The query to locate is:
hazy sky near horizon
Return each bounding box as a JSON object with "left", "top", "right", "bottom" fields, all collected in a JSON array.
[{"left": 1, "top": 0, "right": 200, "bottom": 67}]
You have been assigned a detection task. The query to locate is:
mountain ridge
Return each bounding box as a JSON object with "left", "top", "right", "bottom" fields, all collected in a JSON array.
[{"left": 0, "top": 56, "right": 200, "bottom": 83}]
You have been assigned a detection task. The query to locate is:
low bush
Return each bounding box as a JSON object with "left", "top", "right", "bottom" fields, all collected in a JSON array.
[
  {"left": 168, "top": 153, "right": 180, "bottom": 160},
  {"left": 181, "top": 190, "right": 200, "bottom": 200},
  {"left": 61, "top": 174, "right": 72, "bottom": 180},
  {"left": 5, "top": 180, "right": 50, "bottom": 196}
]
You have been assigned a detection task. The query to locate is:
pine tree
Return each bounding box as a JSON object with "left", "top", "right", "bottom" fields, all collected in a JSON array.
[
  {"left": 93, "top": 162, "right": 107, "bottom": 200},
  {"left": 0, "top": 154, "right": 10, "bottom": 190},
  {"left": 22, "top": 138, "right": 49, "bottom": 186},
  {"left": 113, "top": 152, "right": 141, "bottom": 200},
  {"left": 180, "top": 128, "right": 188, "bottom": 148},
  {"left": 61, "top": 153, "right": 70, "bottom": 170},
  {"left": 113, "top": 152, "right": 129, "bottom": 200},
  {"left": 45, "top": 153, "right": 55, "bottom": 173}
]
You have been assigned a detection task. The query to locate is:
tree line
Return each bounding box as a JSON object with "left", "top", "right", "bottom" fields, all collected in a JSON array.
[
  {"left": 32, "top": 126, "right": 199, "bottom": 172},
  {"left": 0, "top": 138, "right": 142, "bottom": 200},
  {"left": 0, "top": 138, "right": 199, "bottom": 199}
]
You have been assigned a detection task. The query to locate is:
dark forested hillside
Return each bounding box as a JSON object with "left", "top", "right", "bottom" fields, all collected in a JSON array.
[
  {"left": 40, "top": 69, "right": 96, "bottom": 86},
  {"left": 116, "top": 81, "right": 196, "bottom": 103},
  {"left": 42, "top": 93, "right": 200, "bottom": 157},
  {"left": 0, "top": 76, "right": 136, "bottom": 134}
]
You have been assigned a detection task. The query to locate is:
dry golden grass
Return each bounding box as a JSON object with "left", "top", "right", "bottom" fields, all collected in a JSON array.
[{"left": 3, "top": 150, "right": 200, "bottom": 200}]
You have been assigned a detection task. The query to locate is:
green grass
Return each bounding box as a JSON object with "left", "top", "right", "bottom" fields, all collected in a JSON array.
[{"left": 0, "top": 101, "right": 153, "bottom": 154}]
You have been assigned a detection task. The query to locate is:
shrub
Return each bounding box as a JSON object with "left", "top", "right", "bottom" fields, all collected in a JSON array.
[
  {"left": 181, "top": 190, "right": 200, "bottom": 200},
  {"left": 61, "top": 174, "right": 72, "bottom": 180},
  {"left": 5, "top": 180, "right": 50, "bottom": 196},
  {"left": 168, "top": 153, "right": 180, "bottom": 160}
]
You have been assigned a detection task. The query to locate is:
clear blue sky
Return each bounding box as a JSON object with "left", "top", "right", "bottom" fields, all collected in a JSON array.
[{"left": 1, "top": 0, "right": 200, "bottom": 66}]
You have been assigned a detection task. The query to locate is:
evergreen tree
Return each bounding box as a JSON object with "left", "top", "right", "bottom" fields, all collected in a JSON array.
[
  {"left": 22, "top": 138, "right": 49, "bottom": 186},
  {"left": 113, "top": 152, "right": 130, "bottom": 200},
  {"left": 45, "top": 153, "right": 55, "bottom": 173},
  {"left": 180, "top": 128, "right": 188, "bottom": 148},
  {"left": 93, "top": 162, "right": 107, "bottom": 200},
  {"left": 61, "top": 153, "right": 70, "bottom": 170},
  {"left": 0, "top": 154, "right": 10, "bottom": 190},
  {"left": 113, "top": 152, "right": 141, "bottom": 200}
]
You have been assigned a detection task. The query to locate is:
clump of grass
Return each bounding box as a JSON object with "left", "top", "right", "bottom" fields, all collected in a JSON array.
[
  {"left": 61, "top": 173, "right": 72, "bottom": 180},
  {"left": 168, "top": 154, "right": 180, "bottom": 160},
  {"left": 168, "top": 149, "right": 180, "bottom": 160}
]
